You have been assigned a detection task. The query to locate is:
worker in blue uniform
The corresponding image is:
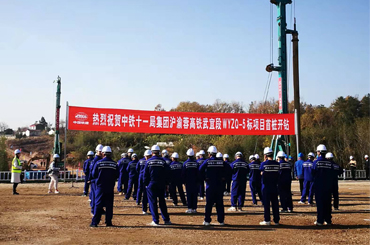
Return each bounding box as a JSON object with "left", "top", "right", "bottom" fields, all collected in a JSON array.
[
  {"left": 312, "top": 144, "right": 334, "bottom": 226},
  {"left": 248, "top": 155, "right": 263, "bottom": 205},
  {"left": 199, "top": 146, "right": 230, "bottom": 226},
  {"left": 127, "top": 148, "right": 134, "bottom": 159},
  {"left": 169, "top": 152, "right": 187, "bottom": 206},
  {"left": 294, "top": 153, "right": 305, "bottom": 195},
  {"left": 223, "top": 154, "right": 232, "bottom": 196},
  {"left": 83, "top": 151, "right": 94, "bottom": 196},
  {"left": 277, "top": 151, "right": 293, "bottom": 213},
  {"left": 259, "top": 147, "right": 280, "bottom": 226},
  {"left": 162, "top": 150, "right": 171, "bottom": 199},
  {"left": 326, "top": 152, "right": 342, "bottom": 211},
  {"left": 136, "top": 150, "right": 151, "bottom": 214},
  {"left": 117, "top": 153, "right": 130, "bottom": 195},
  {"left": 125, "top": 153, "right": 139, "bottom": 200},
  {"left": 89, "top": 144, "right": 104, "bottom": 215},
  {"left": 299, "top": 152, "right": 315, "bottom": 205},
  {"left": 228, "top": 152, "right": 249, "bottom": 212},
  {"left": 90, "top": 146, "right": 119, "bottom": 227},
  {"left": 143, "top": 145, "right": 171, "bottom": 226},
  {"left": 197, "top": 150, "right": 206, "bottom": 200},
  {"left": 182, "top": 148, "right": 199, "bottom": 213}
]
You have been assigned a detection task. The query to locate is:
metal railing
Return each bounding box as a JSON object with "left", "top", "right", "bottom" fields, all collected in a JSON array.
[{"left": 0, "top": 169, "right": 86, "bottom": 182}]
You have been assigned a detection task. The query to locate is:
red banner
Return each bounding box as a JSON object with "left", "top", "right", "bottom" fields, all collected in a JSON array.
[{"left": 67, "top": 106, "right": 295, "bottom": 135}]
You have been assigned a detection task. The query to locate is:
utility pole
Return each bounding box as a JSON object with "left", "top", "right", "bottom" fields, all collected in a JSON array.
[
  {"left": 53, "top": 76, "right": 61, "bottom": 156},
  {"left": 266, "top": 0, "right": 292, "bottom": 158}
]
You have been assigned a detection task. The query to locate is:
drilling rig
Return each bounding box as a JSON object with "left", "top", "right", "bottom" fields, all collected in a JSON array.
[
  {"left": 266, "top": 0, "right": 301, "bottom": 158},
  {"left": 53, "top": 76, "right": 62, "bottom": 161}
]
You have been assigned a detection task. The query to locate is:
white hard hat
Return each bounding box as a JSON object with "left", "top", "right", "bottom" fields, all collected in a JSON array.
[
  {"left": 95, "top": 144, "right": 103, "bottom": 152},
  {"left": 196, "top": 152, "right": 200, "bottom": 157},
  {"left": 249, "top": 155, "right": 255, "bottom": 161},
  {"left": 223, "top": 154, "right": 229, "bottom": 159},
  {"left": 87, "top": 151, "right": 94, "bottom": 156},
  {"left": 121, "top": 152, "right": 127, "bottom": 157},
  {"left": 216, "top": 152, "right": 223, "bottom": 158},
  {"left": 365, "top": 155, "right": 369, "bottom": 159},
  {"left": 326, "top": 152, "right": 334, "bottom": 159},
  {"left": 14, "top": 149, "right": 21, "bottom": 155},
  {"left": 144, "top": 150, "right": 152, "bottom": 156},
  {"left": 277, "top": 151, "right": 285, "bottom": 158},
  {"left": 316, "top": 144, "right": 327, "bottom": 152},
  {"left": 308, "top": 152, "right": 315, "bottom": 158},
  {"left": 172, "top": 152, "right": 179, "bottom": 158},
  {"left": 199, "top": 150, "right": 206, "bottom": 155},
  {"left": 127, "top": 148, "right": 134, "bottom": 153},
  {"left": 151, "top": 145, "right": 160, "bottom": 151},
  {"left": 207, "top": 146, "right": 217, "bottom": 154},
  {"left": 162, "top": 150, "right": 168, "bottom": 155},
  {"left": 235, "top": 152, "right": 243, "bottom": 157},
  {"left": 254, "top": 154, "right": 260, "bottom": 159},
  {"left": 349, "top": 156, "right": 354, "bottom": 160},
  {"left": 263, "top": 147, "right": 273, "bottom": 155},
  {"left": 53, "top": 154, "right": 60, "bottom": 159},
  {"left": 102, "top": 146, "right": 112, "bottom": 153},
  {"left": 132, "top": 153, "right": 137, "bottom": 158},
  {"left": 186, "top": 148, "right": 195, "bottom": 156}
]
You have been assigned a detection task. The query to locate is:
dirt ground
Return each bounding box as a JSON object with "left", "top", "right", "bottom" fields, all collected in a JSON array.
[{"left": 0, "top": 181, "right": 369, "bottom": 245}]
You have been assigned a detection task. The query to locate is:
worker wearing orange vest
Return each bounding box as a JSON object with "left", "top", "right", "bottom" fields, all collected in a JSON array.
[{"left": 11, "top": 149, "right": 23, "bottom": 195}]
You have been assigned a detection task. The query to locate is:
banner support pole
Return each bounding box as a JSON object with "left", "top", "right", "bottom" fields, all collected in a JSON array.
[{"left": 64, "top": 101, "right": 69, "bottom": 183}]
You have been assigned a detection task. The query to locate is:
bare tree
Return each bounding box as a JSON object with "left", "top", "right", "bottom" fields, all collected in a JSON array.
[{"left": 0, "top": 122, "right": 8, "bottom": 132}]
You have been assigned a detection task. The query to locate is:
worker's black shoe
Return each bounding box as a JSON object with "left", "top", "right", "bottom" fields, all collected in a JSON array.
[
  {"left": 106, "top": 223, "right": 114, "bottom": 227},
  {"left": 13, "top": 192, "right": 19, "bottom": 195},
  {"left": 89, "top": 224, "right": 98, "bottom": 227}
]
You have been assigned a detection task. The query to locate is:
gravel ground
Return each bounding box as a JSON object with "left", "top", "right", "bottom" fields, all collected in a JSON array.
[{"left": 0, "top": 181, "right": 369, "bottom": 245}]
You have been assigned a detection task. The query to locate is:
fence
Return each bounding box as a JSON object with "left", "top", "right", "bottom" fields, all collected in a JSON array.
[{"left": 0, "top": 169, "right": 86, "bottom": 182}]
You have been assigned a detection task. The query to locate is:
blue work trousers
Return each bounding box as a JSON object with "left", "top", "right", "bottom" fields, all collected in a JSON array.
[
  {"left": 170, "top": 182, "right": 186, "bottom": 205},
  {"left": 230, "top": 180, "right": 246, "bottom": 208},
  {"left": 147, "top": 182, "right": 170, "bottom": 224},
  {"left": 83, "top": 177, "right": 90, "bottom": 195},
  {"left": 301, "top": 180, "right": 314, "bottom": 203},
  {"left": 117, "top": 174, "right": 128, "bottom": 193},
  {"left": 199, "top": 181, "right": 205, "bottom": 198},
  {"left": 316, "top": 191, "right": 332, "bottom": 224},
  {"left": 91, "top": 190, "right": 114, "bottom": 226},
  {"left": 125, "top": 177, "right": 138, "bottom": 200},
  {"left": 90, "top": 181, "right": 96, "bottom": 214},
  {"left": 278, "top": 181, "right": 293, "bottom": 211},
  {"left": 250, "top": 181, "right": 263, "bottom": 205},
  {"left": 262, "top": 185, "right": 280, "bottom": 223},
  {"left": 186, "top": 184, "right": 198, "bottom": 210},
  {"left": 332, "top": 181, "right": 339, "bottom": 209},
  {"left": 204, "top": 184, "right": 225, "bottom": 223}
]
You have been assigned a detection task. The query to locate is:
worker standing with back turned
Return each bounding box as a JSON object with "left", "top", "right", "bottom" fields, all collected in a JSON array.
[
  {"left": 199, "top": 146, "right": 230, "bottom": 226},
  {"left": 143, "top": 145, "right": 171, "bottom": 226},
  {"left": 90, "top": 146, "right": 119, "bottom": 227},
  {"left": 259, "top": 147, "right": 280, "bottom": 226},
  {"left": 11, "top": 149, "right": 22, "bottom": 195}
]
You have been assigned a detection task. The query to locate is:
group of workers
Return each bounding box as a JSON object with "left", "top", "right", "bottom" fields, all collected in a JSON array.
[
  {"left": 9, "top": 145, "right": 369, "bottom": 227},
  {"left": 79, "top": 143, "right": 351, "bottom": 227}
]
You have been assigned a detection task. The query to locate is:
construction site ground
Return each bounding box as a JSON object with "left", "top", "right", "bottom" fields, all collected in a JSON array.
[{"left": 0, "top": 181, "right": 369, "bottom": 245}]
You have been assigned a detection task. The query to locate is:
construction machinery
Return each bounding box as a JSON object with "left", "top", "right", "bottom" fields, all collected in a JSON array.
[{"left": 266, "top": 0, "right": 301, "bottom": 158}]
